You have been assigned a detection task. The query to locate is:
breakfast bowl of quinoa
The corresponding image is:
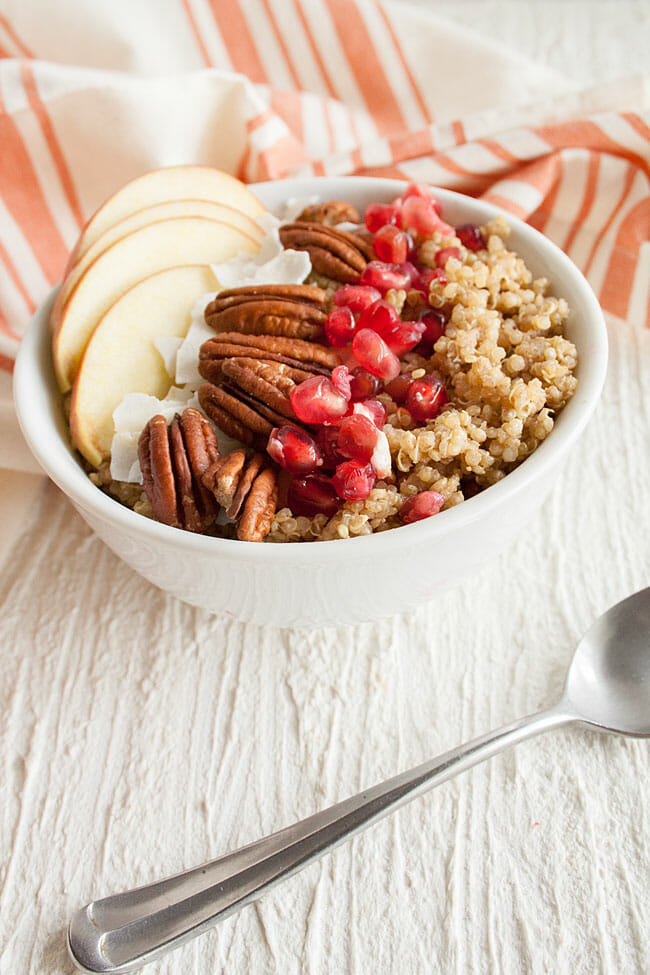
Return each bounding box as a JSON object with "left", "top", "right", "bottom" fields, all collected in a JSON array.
[{"left": 14, "top": 174, "right": 607, "bottom": 625}]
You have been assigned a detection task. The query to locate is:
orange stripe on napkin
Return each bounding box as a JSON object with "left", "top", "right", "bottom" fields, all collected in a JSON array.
[
  {"left": 563, "top": 152, "right": 600, "bottom": 254},
  {"left": 260, "top": 0, "right": 302, "bottom": 89},
  {"left": 0, "top": 92, "right": 68, "bottom": 283},
  {"left": 623, "top": 113, "right": 650, "bottom": 143},
  {"left": 528, "top": 155, "right": 563, "bottom": 234},
  {"left": 599, "top": 198, "right": 650, "bottom": 321},
  {"left": 481, "top": 192, "right": 529, "bottom": 220},
  {"left": 388, "top": 127, "right": 434, "bottom": 165},
  {"left": 179, "top": 0, "right": 212, "bottom": 66},
  {"left": 476, "top": 138, "right": 520, "bottom": 165},
  {"left": 375, "top": 3, "right": 432, "bottom": 125},
  {"left": 538, "top": 118, "right": 650, "bottom": 179},
  {"left": 583, "top": 161, "right": 636, "bottom": 276},
  {"left": 20, "top": 63, "right": 84, "bottom": 229},
  {"left": 323, "top": 0, "right": 406, "bottom": 136},
  {"left": 206, "top": 0, "right": 268, "bottom": 83},
  {"left": 291, "top": 0, "right": 337, "bottom": 99},
  {"left": 0, "top": 304, "right": 21, "bottom": 342},
  {"left": 270, "top": 90, "right": 304, "bottom": 144},
  {"left": 0, "top": 351, "right": 15, "bottom": 374},
  {"left": 0, "top": 13, "right": 33, "bottom": 57},
  {"left": 0, "top": 240, "right": 37, "bottom": 315}
]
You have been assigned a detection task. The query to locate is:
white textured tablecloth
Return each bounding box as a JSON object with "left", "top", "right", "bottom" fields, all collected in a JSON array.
[{"left": 2, "top": 4, "right": 650, "bottom": 974}]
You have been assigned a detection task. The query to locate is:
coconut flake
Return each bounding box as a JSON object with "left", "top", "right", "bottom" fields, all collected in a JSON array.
[
  {"left": 175, "top": 313, "right": 215, "bottom": 386},
  {"left": 153, "top": 335, "right": 183, "bottom": 377},
  {"left": 370, "top": 430, "right": 391, "bottom": 479}
]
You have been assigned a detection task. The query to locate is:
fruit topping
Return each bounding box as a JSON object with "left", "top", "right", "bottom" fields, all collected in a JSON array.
[
  {"left": 373, "top": 225, "right": 411, "bottom": 264},
  {"left": 325, "top": 306, "right": 357, "bottom": 347},
  {"left": 333, "top": 284, "right": 382, "bottom": 313},
  {"left": 332, "top": 460, "right": 376, "bottom": 501},
  {"left": 337, "top": 414, "right": 378, "bottom": 464},
  {"left": 400, "top": 490, "right": 445, "bottom": 523},
  {"left": 349, "top": 366, "right": 382, "bottom": 401},
  {"left": 365, "top": 202, "right": 401, "bottom": 233},
  {"left": 267, "top": 425, "right": 323, "bottom": 474},
  {"left": 406, "top": 375, "right": 448, "bottom": 422},
  {"left": 351, "top": 328, "right": 401, "bottom": 381},
  {"left": 290, "top": 375, "right": 349, "bottom": 424},
  {"left": 287, "top": 473, "right": 340, "bottom": 517},
  {"left": 360, "top": 261, "right": 412, "bottom": 293},
  {"left": 455, "top": 223, "right": 486, "bottom": 252}
]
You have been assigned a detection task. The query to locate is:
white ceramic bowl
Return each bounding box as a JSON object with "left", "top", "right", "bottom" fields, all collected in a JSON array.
[{"left": 14, "top": 177, "right": 608, "bottom": 626}]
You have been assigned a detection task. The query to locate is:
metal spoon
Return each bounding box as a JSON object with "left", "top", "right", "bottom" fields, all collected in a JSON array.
[{"left": 68, "top": 587, "right": 650, "bottom": 974}]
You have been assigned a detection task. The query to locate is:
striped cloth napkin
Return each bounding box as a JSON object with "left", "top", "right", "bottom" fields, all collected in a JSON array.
[{"left": 1, "top": 0, "right": 648, "bottom": 476}]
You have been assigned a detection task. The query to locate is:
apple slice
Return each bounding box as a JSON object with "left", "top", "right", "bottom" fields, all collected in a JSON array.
[
  {"left": 70, "top": 166, "right": 264, "bottom": 265},
  {"left": 51, "top": 199, "right": 265, "bottom": 332},
  {"left": 53, "top": 216, "right": 258, "bottom": 392},
  {"left": 70, "top": 265, "right": 216, "bottom": 467}
]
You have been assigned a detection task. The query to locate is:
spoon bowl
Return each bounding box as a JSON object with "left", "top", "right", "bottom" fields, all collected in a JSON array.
[{"left": 564, "top": 587, "right": 650, "bottom": 736}]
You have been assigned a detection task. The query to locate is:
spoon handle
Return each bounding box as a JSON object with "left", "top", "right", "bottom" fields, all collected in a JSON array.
[{"left": 68, "top": 706, "right": 573, "bottom": 974}]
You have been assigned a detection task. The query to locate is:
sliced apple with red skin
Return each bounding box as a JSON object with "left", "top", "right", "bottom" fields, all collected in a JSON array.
[
  {"left": 51, "top": 199, "right": 265, "bottom": 332},
  {"left": 69, "top": 166, "right": 265, "bottom": 266},
  {"left": 53, "top": 216, "right": 258, "bottom": 392},
  {"left": 69, "top": 265, "right": 217, "bottom": 467}
]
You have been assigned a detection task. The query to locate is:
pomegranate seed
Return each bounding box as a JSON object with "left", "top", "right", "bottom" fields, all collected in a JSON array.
[
  {"left": 401, "top": 490, "right": 445, "bottom": 523},
  {"left": 384, "top": 319, "right": 426, "bottom": 356},
  {"left": 353, "top": 399, "right": 386, "bottom": 429},
  {"left": 384, "top": 374, "right": 413, "bottom": 404},
  {"left": 456, "top": 223, "right": 486, "bottom": 252},
  {"left": 360, "top": 261, "right": 412, "bottom": 293},
  {"left": 434, "top": 246, "right": 462, "bottom": 267},
  {"left": 357, "top": 299, "right": 401, "bottom": 341},
  {"left": 403, "top": 182, "right": 443, "bottom": 215},
  {"left": 351, "top": 328, "right": 401, "bottom": 381},
  {"left": 401, "top": 196, "right": 441, "bottom": 235},
  {"left": 349, "top": 366, "right": 382, "bottom": 401},
  {"left": 315, "top": 426, "right": 346, "bottom": 469},
  {"left": 331, "top": 364, "right": 352, "bottom": 400},
  {"left": 332, "top": 460, "right": 376, "bottom": 501},
  {"left": 333, "top": 284, "right": 381, "bottom": 313},
  {"left": 406, "top": 375, "right": 448, "bottom": 422},
  {"left": 290, "top": 376, "right": 349, "bottom": 424},
  {"left": 325, "top": 306, "right": 356, "bottom": 347},
  {"left": 418, "top": 267, "right": 447, "bottom": 291},
  {"left": 338, "top": 414, "right": 378, "bottom": 464},
  {"left": 365, "top": 202, "right": 401, "bottom": 233},
  {"left": 397, "top": 260, "right": 420, "bottom": 286},
  {"left": 267, "top": 425, "right": 323, "bottom": 475},
  {"left": 287, "top": 474, "right": 340, "bottom": 517},
  {"left": 419, "top": 308, "right": 447, "bottom": 346},
  {"left": 373, "top": 224, "right": 409, "bottom": 263},
  {"left": 402, "top": 195, "right": 455, "bottom": 236}
]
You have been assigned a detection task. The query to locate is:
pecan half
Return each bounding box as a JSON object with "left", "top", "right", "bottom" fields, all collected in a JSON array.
[
  {"left": 238, "top": 466, "right": 278, "bottom": 542},
  {"left": 138, "top": 408, "right": 220, "bottom": 532},
  {"left": 198, "top": 332, "right": 340, "bottom": 384},
  {"left": 296, "top": 200, "right": 360, "bottom": 226},
  {"left": 202, "top": 449, "right": 278, "bottom": 542},
  {"left": 279, "top": 221, "right": 374, "bottom": 283},
  {"left": 204, "top": 284, "right": 328, "bottom": 341},
  {"left": 198, "top": 382, "right": 291, "bottom": 449}
]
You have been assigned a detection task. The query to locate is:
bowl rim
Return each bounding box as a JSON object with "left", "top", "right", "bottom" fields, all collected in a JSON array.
[{"left": 14, "top": 177, "right": 608, "bottom": 563}]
